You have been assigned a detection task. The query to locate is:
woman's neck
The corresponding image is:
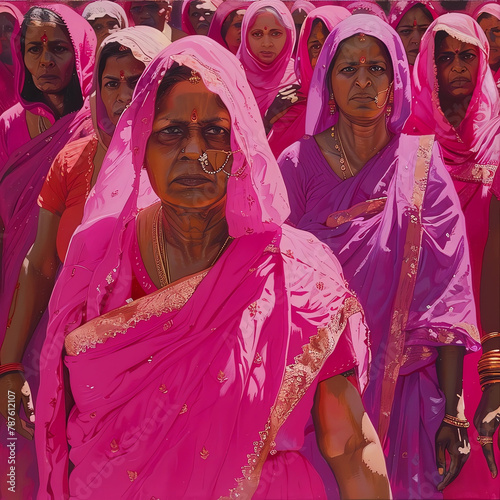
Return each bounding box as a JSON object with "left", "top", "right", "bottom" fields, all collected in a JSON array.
[
  {"left": 43, "top": 92, "right": 65, "bottom": 118},
  {"left": 440, "top": 94, "right": 471, "bottom": 129},
  {"left": 335, "top": 114, "right": 392, "bottom": 173}
]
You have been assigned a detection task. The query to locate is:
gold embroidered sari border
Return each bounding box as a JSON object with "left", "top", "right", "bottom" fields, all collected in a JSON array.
[
  {"left": 64, "top": 270, "right": 208, "bottom": 356},
  {"left": 220, "top": 296, "right": 363, "bottom": 500}
]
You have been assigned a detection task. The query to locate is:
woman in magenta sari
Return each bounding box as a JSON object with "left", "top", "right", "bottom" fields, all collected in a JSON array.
[
  {"left": 0, "top": 2, "right": 23, "bottom": 115},
  {"left": 207, "top": 0, "right": 247, "bottom": 55},
  {"left": 36, "top": 37, "right": 391, "bottom": 499},
  {"left": 475, "top": 3, "right": 500, "bottom": 93},
  {"left": 181, "top": 0, "right": 222, "bottom": 36},
  {"left": 410, "top": 13, "right": 500, "bottom": 499},
  {"left": 266, "top": 5, "right": 351, "bottom": 159},
  {"left": 279, "top": 14, "right": 480, "bottom": 499}
]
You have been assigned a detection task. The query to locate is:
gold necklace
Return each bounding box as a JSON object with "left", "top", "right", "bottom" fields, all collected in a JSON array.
[
  {"left": 330, "top": 126, "right": 355, "bottom": 180},
  {"left": 152, "top": 206, "right": 233, "bottom": 287}
]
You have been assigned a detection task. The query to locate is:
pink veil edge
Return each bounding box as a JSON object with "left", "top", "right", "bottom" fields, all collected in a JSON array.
[
  {"left": 306, "top": 14, "right": 412, "bottom": 136},
  {"left": 387, "top": 0, "right": 439, "bottom": 28},
  {"left": 11, "top": 3, "right": 96, "bottom": 124},
  {"left": 294, "top": 5, "right": 351, "bottom": 93},
  {"left": 82, "top": 0, "right": 129, "bottom": 29},
  {"left": 410, "top": 12, "right": 500, "bottom": 169}
]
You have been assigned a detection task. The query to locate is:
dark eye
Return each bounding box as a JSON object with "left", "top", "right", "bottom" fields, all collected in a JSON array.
[
  {"left": 370, "top": 64, "right": 385, "bottom": 72},
  {"left": 104, "top": 81, "right": 119, "bottom": 89},
  {"left": 205, "top": 126, "right": 229, "bottom": 137},
  {"left": 311, "top": 42, "right": 322, "bottom": 51},
  {"left": 398, "top": 29, "right": 412, "bottom": 36},
  {"left": 437, "top": 54, "right": 452, "bottom": 63},
  {"left": 233, "top": 22, "right": 242, "bottom": 29},
  {"left": 462, "top": 52, "right": 476, "bottom": 61},
  {"left": 53, "top": 45, "right": 70, "bottom": 54},
  {"left": 340, "top": 65, "right": 355, "bottom": 73},
  {"left": 93, "top": 24, "right": 103, "bottom": 32},
  {"left": 27, "top": 46, "right": 42, "bottom": 54},
  {"left": 192, "top": 12, "right": 201, "bottom": 19},
  {"left": 271, "top": 30, "right": 283, "bottom": 38},
  {"left": 251, "top": 30, "right": 263, "bottom": 38}
]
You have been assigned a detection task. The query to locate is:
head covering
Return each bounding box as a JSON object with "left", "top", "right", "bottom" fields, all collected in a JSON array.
[
  {"left": 411, "top": 12, "right": 500, "bottom": 181},
  {"left": 346, "top": 1, "right": 388, "bottom": 23},
  {"left": 181, "top": 0, "right": 223, "bottom": 36},
  {"left": 388, "top": 1, "right": 439, "bottom": 29},
  {"left": 13, "top": 3, "right": 96, "bottom": 124},
  {"left": 237, "top": 0, "right": 297, "bottom": 116},
  {"left": 474, "top": 2, "right": 500, "bottom": 87},
  {"left": 295, "top": 6, "right": 351, "bottom": 96},
  {"left": 82, "top": 0, "right": 129, "bottom": 28},
  {"left": 306, "top": 14, "right": 411, "bottom": 136},
  {"left": 91, "top": 25, "right": 170, "bottom": 147},
  {"left": 207, "top": 0, "right": 248, "bottom": 48},
  {"left": 291, "top": 0, "right": 315, "bottom": 16}
]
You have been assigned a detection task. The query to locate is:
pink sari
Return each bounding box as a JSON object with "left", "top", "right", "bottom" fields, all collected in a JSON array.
[
  {"left": 180, "top": 0, "right": 223, "bottom": 36},
  {"left": 0, "top": 2, "right": 22, "bottom": 115},
  {"left": 410, "top": 13, "right": 500, "bottom": 499},
  {"left": 207, "top": 0, "right": 248, "bottom": 50},
  {"left": 346, "top": 1, "right": 389, "bottom": 22},
  {"left": 237, "top": 0, "right": 298, "bottom": 118},
  {"left": 281, "top": 14, "right": 480, "bottom": 499},
  {"left": 36, "top": 37, "right": 369, "bottom": 499}
]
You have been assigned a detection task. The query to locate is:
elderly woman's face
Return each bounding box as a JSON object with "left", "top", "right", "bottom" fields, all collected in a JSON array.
[
  {"left": 435, "top": 35, "right": 479, "bottom": 101},
  {"left": 90, "top": 15, "right": 120, "bottom": 49},
  {"left": 396, "top": 5, "right": 433, "bottom": 66},
  {"left": 248, "top": 11, "right": 287, "bottom": 65},
  {"left": 478, "top": 14, "right": 500, "bottom": 71},
  {"left": 330, "top": 34, "right": 393, "bottom": 121},
  {"left": 146, "top": 79, "right": 231, "bottom": 209},
  {"left": 24, "top": 22, "right": 75, "bottom": 95}
]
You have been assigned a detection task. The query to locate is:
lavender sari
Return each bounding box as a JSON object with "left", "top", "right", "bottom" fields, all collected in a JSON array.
[{"left": 279, "top": 15, "right": 479, "bottom": 499}]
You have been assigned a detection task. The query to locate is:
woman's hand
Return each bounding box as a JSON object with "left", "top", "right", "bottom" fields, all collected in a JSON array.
[
  {"left": 263, "top": 84, "right": 305, "bottom": 133},
  {"left": 435, "top": 421, "right": 470, "bottom": 490},
  {"left": 474, "top": 382, "right": 500, "bottom": 478},
  {"left": 0, "top": 372, "right": 35, "bottom": 440}
]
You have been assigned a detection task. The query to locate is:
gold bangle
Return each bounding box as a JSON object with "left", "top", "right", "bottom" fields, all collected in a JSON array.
[
  {"left": 481, "top": 332, "right": 500, "bottom": 344},
  {"left": 477, "top": 436, "right": 494, "bottom": 447},
  {"left": 443, "top": 414, "right": 470, "bottom": 428},
  {"left": 481, "top": 379, "right": 500, "bottom": 391}
]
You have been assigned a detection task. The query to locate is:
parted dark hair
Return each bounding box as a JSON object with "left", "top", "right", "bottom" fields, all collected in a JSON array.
[
  {"left": 20, "top": 7, "right": 83, "bottom": 116},
  {"left": 434, "top": 30, "right": 451, "bottom": 58},
  {"left": 98, "top": 42, "right": 133, "bottom": 90},
  {"left": 477, "top": 12, "right": 494, "bottom": 25}
]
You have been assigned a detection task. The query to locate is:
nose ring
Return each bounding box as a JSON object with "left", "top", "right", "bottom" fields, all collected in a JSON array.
[{"left": 181, "top": 148, "right": 185, "bottom": 153}]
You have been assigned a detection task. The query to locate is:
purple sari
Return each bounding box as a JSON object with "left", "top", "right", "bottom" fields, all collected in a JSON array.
[
  {"left": 36, "top": 37, "right": 369, "bottom": 499},
  {"left": 279, "top": 15, "right": 479, "bottom": 499}
]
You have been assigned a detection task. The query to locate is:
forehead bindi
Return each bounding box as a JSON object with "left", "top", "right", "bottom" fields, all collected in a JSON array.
[
  {"left": 438, "top": 37, "right": 478, "bottom": 55},
  {"left": 25, "top": 23, "right": 70, "bottom": 45},
  {"left": 251, "top": 11, "right": 283, "bottom": 32},
  {"left": 335, "top": 35, "right": 389, "bottom": 65}
]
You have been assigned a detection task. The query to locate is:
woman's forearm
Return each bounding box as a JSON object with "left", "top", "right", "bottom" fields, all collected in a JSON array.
[{"left": 436, "top": 346, "right": 466, "bottom": 417}]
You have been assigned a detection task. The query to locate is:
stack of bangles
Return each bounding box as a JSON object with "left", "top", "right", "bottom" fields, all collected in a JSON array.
[
  {"left": 478, "top": 332, "right": 500, "bottom": 391},
  {"left": 0, "top": 363, "right": 24, "bottom": 376},
  {"left": 443, "top": 413, "right": 470, "bottom": 428}
]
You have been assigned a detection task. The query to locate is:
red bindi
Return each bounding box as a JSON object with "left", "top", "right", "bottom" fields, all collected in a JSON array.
[
  {"left": 413, "top": 19, "right": 417, "bottom": 27},
  {"left": 359, "top": 56, "right": 366, "bottom": 64},
  {"left": 119, "top": 70, "right": 125, "bottom": 81},
  {"left": 264, "top": 26, "right": 268, "bottom": 30},
  {"left": 41, "top": 32, "right": 48, "bottom": 44},
  {"left": 191, "top": 109, "right": 198, "bottom": 122}
]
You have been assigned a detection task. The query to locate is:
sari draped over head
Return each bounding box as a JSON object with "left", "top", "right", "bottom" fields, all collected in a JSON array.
[
  {"left": 207, "top": 0, "right": 248, "bottom": 49},
  {"left": 82, "top": 0, "right": 129, "bottom": 28},
  {"left": 266, "top": 6, "right": 350, "bottom": 158},
  {"left": 388, "top": 0, "right": 439, "bottom": 29},
  {"left": 346, "top": 1, "right": 389, "bottom": 22},
  {"left": 281, "top": 14, "right": 479, "bottom": 499},
  {"left": 237, "top": 0, "right": 298, "bottom": 117},
  {"left": 0, "top": 2, "right": 22, "bottom": 115},
  {"left": 291, "top": 0, "right": 315, "bottom": 16},
  {"left": 36, "top": 36, "right": 369, "bottom": 500},
  {"left": 474, "top": 2, "right": 500, "bottom": 92},
  {"left": 181, "top": 0, "right": 223, "bottom": 36}
]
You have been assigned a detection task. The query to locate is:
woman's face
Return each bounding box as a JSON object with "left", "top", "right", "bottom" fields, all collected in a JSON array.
[
  {"left": 24, "top": 22, "right": 75, "bottom": 95},
  {"left": 248, "top": 11, "right": 286, "bottom": 65},
  {"left": 435, "top": 35, "right": 479, "bottom": 101},
  {"left": 223, "top": 10, "right": 244, "bottom": 55},
  {"left": 0, "top": 13, "right": 14, "bottom": 64},
  {"left": 330, "top": 34, "right": 393, "bottom": 121},
  {"left": 478, "top": 14, "right": 500, "bottom": 72},
  {"left": 396, "top": 5, "right": 433, "bottom": 66},
  {"left": 146, "top": 78, "right": 231, "bottom": 209},
  {"left": 101, "top": 53, "right": 145, "bottom": 126},
  {"left": 189, "top": 0, "right": 216, "bottom": 36},
  {"left": 307, "top": 20, "right": 328, "bottom": 69},
  {"left": 90, "top": 15, "right": 120, "bottom": 49}
]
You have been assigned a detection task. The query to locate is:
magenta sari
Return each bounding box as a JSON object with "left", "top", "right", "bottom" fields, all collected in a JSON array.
[
  {"left": 410, "top": 14, "right": 500, "bottom": 500},
  {"left": 346, "top": 1, "right": 389, "bottom": 22},
  {"left": 207, "top": 0, "right": 248, "bottom": 50},
  {"left": 180, "top": 0, "right": 223, "bottom": 36},
  {"left": 280, "top": 15, "right": 480, "bottom": 499},
  {"left": 36, "top": 37, "right": 369, "bottom": 499}
]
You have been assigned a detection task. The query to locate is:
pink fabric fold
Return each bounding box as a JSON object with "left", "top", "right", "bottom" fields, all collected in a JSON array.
[
  {"left": 36, "top": 36, "right": 369, "bottom": 499},
  {"left": 237, "top": 0, "right": 298, "bottom": 117}
]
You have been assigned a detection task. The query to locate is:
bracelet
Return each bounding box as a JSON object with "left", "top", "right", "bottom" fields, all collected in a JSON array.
[
  {"left": 481, "top": 332, "right": 500, "bottom": 344},
  {"left": 481, "top": 379, "right": 500, "bottom": 391},
  {"left": 443, "top": 413, "right": 470, "bottom": 428},
  {"left": 0, "top": 363, "right": 24, "bottom": 376},
  {"left": 477, "top": 436, "right": 494, "bottom": 447}
]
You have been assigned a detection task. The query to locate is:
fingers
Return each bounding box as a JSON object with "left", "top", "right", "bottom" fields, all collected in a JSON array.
[
  {"left": 20, "top": 380, "right": 35, "bottom": 423},
  {"left": 437, "top": 444, "right": 469, "bottom": 490},
  {"left": 436, "top": 439, "right": 446, "bottom": 477},
  {"left": 479, "top": 439, "right": 498, "bottom": 479}
]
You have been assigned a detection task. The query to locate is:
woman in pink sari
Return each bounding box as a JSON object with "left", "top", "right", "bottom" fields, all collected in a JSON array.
[
  {"left": 475, "top": 3, "right": 500, "bottom": 93},
  {"left": 410, "top": 13, "right": 500, "bottom": 499},
  {"left": 36, "top": 36, "right": 391, "bottom": 499},
  {"left": 207, "top": 0, "right": 247, "bottom": 55},
  {"left": 180, "top": 0, "right": 222, "bottom": 36},
  {"left": 279, "top": 14, "right": 480, "bottom": 499},
  {"left": 0, "top": 2, "right": 23, "bottom": 115}
]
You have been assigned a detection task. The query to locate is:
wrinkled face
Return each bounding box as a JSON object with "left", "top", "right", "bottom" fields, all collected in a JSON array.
[
  {"left": 396, "top": 5, "right": 433, "bottom": 66},
  {"left": 130, "top": 2, "right": 170, "bottom": 31},
  {"left": 223, "top": 11, "right": 244, "bottom": 55},
  {"left": 146, "top": 79, "right": 231, "bottom": 209},
  {"left": 307, "top": 20, "right": 328, "bottom": 69},
  {"left": 478, "top": 14, "right": 500, "bottom": 71},
  {"left": 24, "top": 22, "right": 75, "bottom": 95},
  {"left": 189, "top": 0, "right": 215, "bottom": 36},
  {"left": 100, "top": 53, "right": 145, "bottom": 126},
  {"left": 330, "top": 34, "right": 393, "bottom": 121},
  {"left": 0, "top": 13, "right": 14, "bottom": 63},
  {"left": 436, "top": 35, "right": 479, "bottom": 101},
  {"left": 89, "top": 15, "right": 120, "bottom": 49},
  {"left": 248, "top": 11, "right": 287, "bottom": 65}
]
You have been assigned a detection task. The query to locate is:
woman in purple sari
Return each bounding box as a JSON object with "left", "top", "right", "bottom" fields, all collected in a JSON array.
[
  {"left": 36, "top": 37, "right": 391, "bottom": 499},
  {"left": 279, "top": 14, "right": 479, "bottom": 499}
]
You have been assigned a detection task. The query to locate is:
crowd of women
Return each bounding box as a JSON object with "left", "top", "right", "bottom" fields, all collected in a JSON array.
[{"left": 0, "top": 0, "right": 498, "bottom": 498}]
